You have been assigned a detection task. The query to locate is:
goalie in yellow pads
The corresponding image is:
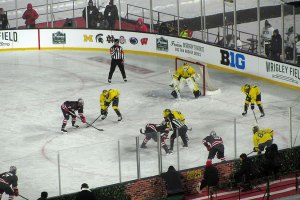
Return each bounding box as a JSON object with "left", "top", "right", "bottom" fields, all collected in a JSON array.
[
  {"left": 170, "top": 63, "right": 201, "bottom": 98},
  {"left": 252, "top": 126, "right": 274, "bottom": 155},
  {"left": 100, "top": 89, "right": 122, "bottom": 121},
  {"left": 241, "top": 84, "right": 265, "bottom": 117}
]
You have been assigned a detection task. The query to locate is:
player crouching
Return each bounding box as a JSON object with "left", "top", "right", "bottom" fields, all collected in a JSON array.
[
  {"left": 140, "top": 123, "right": 172, "bottom": 155},
  {"left": 252, "top": 126, "right": 274, "bottom": 155},
  {"left": 100, "top": 89, "right": 122, "bottom": 121},
  {"left": 170, "top": 63, "right": 201, "bottom": 98}
]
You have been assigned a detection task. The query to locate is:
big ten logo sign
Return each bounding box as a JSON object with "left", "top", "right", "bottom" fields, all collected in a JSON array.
[
  {"left": 220, "top": 49, "right": 246, "bottom": 70},
  {"left": 83, "top": 34, "right": 93, "bottom": 42},
  {"left": 186, "top": 169, "right": 202, "bottom": 181}
]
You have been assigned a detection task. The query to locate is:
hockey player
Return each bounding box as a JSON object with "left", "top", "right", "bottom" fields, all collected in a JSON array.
[
  {"left": 170, "top": 63, "right": 201, "bottom": 98},
  {"left": 61, "top": 98, "right": 86, "bottom": 133},
  {"left": 166, "top": 113, "right": 189, "bottom": 151},
  {"left": 202, "top": 131, "right": 225, "bottom": 162},
  {"left": 163, "top": 109, "right": 185, "bottom": 124},
  {"left": 0, "top": 166, "right": 19, "bottom": 200},
  {"left": 241, "top": 84, "right": 265, "bottom": 117},
  {"left": 100, "top": 89, "right": 122, "bottom": 121},
  {"left": 140, "top": 123, "right": 172, "bottom": 155},
  {"left": 252, "top": 126, "right": 274, "bottom": 155}
]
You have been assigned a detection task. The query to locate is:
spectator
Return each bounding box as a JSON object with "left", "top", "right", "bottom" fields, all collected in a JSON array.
[
  {"left": 94, "top": 12, "right": 109, "bottom": 29},
  {"left": 0, "top": 8, "right": 8, "bottom": 30},
  {"left": 104, "top": 0, "right": 119, "bottom": 30},
  {"left": 76, "top": 183, "right": 96, "bottom": 200},
  {"left": 63, "top": 18, "right": 75, "bottom": 28},
  {"left": 135, "top": 17, "right": 148, "bottom": 32},
  {"left": 22, "top": 3, "right": 39, "bottom": 29},
  {"left": 234, "top": 153, "right": 253, "bottom": 191},
  {"left": 285, "top": 26, "right": 294, "bottom": 61},
  {"left": 161, "top": 166, "right": 184, "bottom": 199},
  {"left": 37, "top": 191, "right": 48, "bottom": 200},
  {"left": 261, "top": 20, "right": 274, "bottom": 57},
  {"left": 179, "top": 25, "right": 189, "bottom": 38},
  {"left": 196, "top": 160, "right": 219, "bottom": 194},
  {"left": 82, "top": 0, "right": 99, "bottom": 29},
  {"left": 158, "top": 22, "right": 171, "bottom": 35},
  {"left": 264, "top": 144, "right": 282, "bottom": 177},
  {"left": 270, "top": 29, "right": 282, "bottom": 61},
  {"left": 228, "top": 35, "right": 243, "bottom": 50},
  {"left": 296, "top": 34, "right": 300, "bottom": 65}
]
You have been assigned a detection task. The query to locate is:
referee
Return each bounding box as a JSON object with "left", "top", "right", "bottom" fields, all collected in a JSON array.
[{"left": 108, "top": 39, "right": 127, "bottom": 83}]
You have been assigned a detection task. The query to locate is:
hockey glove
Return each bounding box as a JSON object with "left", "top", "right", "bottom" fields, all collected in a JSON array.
[
  {"left": 251, "top": 104, "right": 255, "bottom": 110},
  {"left": 14, "top": 188, "right": 19, "bottom": 196},
  {"left": 63, "top": 107, "right": 70, "bottom": 113},
  {"left": 80, "top": 116, "right": 86, "bottom": 123},
  {"left": 253, "top": 147, "right": 259, "bottom": 152},
  {"left": 206, "top": 146, "right": 211, "bottom": 151}
]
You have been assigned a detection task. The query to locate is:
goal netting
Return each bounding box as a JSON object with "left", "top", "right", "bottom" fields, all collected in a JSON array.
[{"left": 175, "top": 57, "right": 221, "bottom": 96}]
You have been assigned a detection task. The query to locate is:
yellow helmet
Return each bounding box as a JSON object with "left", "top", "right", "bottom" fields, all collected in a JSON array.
[
  {"left": 163, "top": 109, "right": 171, "bottom": 116},
  {"left": 242, "top": 84, "right": 250, "bottom": 93},
  {"left": 102, "top": 90, "right": 109, "bottom": 97}
]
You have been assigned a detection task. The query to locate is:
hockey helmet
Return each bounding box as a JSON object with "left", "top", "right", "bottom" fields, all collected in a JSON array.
[
  {"left": 164, "top": 109, "right": 171, "bottom": 116},
  {"left": 78, "top": 98, "right": 84, "bottom": 106},
  {"left": 242, "top": 84, "right": 250, "bottom": 93},
  {"left": 102, "top": 90, "right": 109, "bottom": 97},
  {"left": 210, "top": 130, "right": 217, "bottom": 137},
  {"left": 252, "top": 126, "right": 259, "bottom": 134},
  {"left": 9, "top": 166, "right": 17, "bottom": 174}
]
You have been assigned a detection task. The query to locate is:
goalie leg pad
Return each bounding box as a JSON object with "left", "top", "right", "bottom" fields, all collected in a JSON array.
[
  {"left": 193, "top": 90, "right": 201, "bottom": 98},
  {"left": 178, "top": 78, "right": 187, "bottom": 92},
  {"left": 186, "top": 77, "right": 200, "bottom": 92}
]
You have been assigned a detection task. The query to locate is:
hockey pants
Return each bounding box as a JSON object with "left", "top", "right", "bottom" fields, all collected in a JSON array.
[
  {"left": 208, "top": 144, "right": 225, "bottom": 161},
  {"left": 61, "top": 107, "right": 76, "bottom": 129},
  {"left": 170, "top": 125, "right": 188, "bottom": 149}
]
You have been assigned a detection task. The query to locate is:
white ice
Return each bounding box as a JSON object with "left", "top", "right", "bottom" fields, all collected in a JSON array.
[{"left": 0, "top": 50, "right": 300, "bottom": 199}]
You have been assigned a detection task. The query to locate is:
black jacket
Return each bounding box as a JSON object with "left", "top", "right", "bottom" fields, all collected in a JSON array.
[
  {"left": 203, "top": 165, "right": 219, "bottom": 186},
  {"left": 82, "top": 6, "right": 99, "bottom": 28},
  {"left": 76, "top": 189, "right": 96, "bottom": 200},
  {"left": 104, "top": 5, "right": 119, "bottom": 21},
  {"left": 0, "top": 14, "right": 8, "bottom": 29},
  {"left": 161, "top": 167, "right": 184, "bottom": 196},
  {"left": 270, "top": 34, "right": 282, "bottom": 54}
]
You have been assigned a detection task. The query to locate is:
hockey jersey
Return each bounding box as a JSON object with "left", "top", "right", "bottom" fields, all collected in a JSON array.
[
  {"left": 145, "top": 123, "right": 169, "bottom": 138},
  {"left": 253, "top": 128, "right": 274, "bottom": 148},
  {"left": 163, "top": 110, "right": 185, "bottom": 124},
  {"left": 100, "top": 89, "right": 120, "bottom": 110},
  {"left": 0, "top": 171, "right": 18, "bottom": 187},
  {"left": 241, "top": 85, "right": 261, "bottom": 104},
  {"left": 173, "top": 64, "right": 196, "bottom": 79},
  {"left": 61, "top": 101, "right": 83, "bottom": 114},
  {"left": 202, "top": 135, "right": 223, "bottom": 148}
]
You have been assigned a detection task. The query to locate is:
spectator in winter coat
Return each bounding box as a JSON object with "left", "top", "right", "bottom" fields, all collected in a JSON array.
[
  {"left": 285, "top": 26, "right": 294, "bottom": 61},
  {"left": 104, "top": 0, "right": 119, "bottom": 30},
  {"left": 37, "top": 191, "right": 48, "bottom": 200},
  {"left": 22, "top": 3, "right": 39, "bottom": 28},
  {"left": 196, "top": 160, "right": 219, "bottom": 193},
  {"left": 82, "top": 0, "right": 99, "bottom": 29},
  {"left": 296, "top": 34, "right": 300, "bottom": 65},
  {"left": 161, "top": 166, "right": 184, "bottom": 198},
  {"left": 75, "top": 183, "right": 96, "bottom": 200},
  {"left": 270, "top": 29, "right": 282, "bottom": 61},
  {"left": 234, "top": 153, "right": 253, "bottom": 191},
  {"left": 94, "top": 12, "right": 109, "bottom": 30},
  {"left": 63, "top": 18, "right": 75, "bottom": 28},
  {"left": 261, "top": 20, "right": 274, "bottom": 57},
  {"left": 264, "top": 144, "right": 282, "bottom": 177},
  {"left": 135, "top": 17, "right": 148, "bottom": 32},
  {"left": 0, "top": 8, "right": 8, "bottom": 30}
]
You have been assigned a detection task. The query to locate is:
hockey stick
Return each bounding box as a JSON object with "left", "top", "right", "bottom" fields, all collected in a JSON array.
[
  {"left": 293, "top": 127, "right": 300, "bottom": 147},
  {"left": 252, "top": 110, "right": 258, "bottom": 125},
  {"left": 74, "top": 115, "right": 104, "bottom": 131},
  {"left": 19, "top": 195, "right": 30, "bottom": 200},
  {"left": 247, "top": 151, "right": 254, "bottom": 156},
  {"left": 86, "top": 114, "right": 102, "bottom": 128}
]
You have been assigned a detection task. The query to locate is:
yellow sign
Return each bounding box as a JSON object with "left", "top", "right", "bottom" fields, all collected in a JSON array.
[{"left": 84, "top": 35, "right": 93, "bottom": 42}]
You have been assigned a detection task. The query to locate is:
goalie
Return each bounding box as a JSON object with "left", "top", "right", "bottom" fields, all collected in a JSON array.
[{"left": 170, "top": 63, "right": 201, "bottom": 98}]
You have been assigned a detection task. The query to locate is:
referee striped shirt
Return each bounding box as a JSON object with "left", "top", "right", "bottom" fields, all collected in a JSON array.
[
  {"left": 110, "top": 45, "right": 124, "bottom": 60},
  {"left": 169, "top": 118, "right": 185, "bottom": 130}
]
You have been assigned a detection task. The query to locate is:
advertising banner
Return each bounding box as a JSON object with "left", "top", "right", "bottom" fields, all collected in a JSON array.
[{"left": 0, "top": 30, "right": 38, "bottom": 50}]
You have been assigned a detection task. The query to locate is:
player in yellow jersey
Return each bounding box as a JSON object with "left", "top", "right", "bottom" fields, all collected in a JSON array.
[
  {"left": 252, "top": 126, "right": 274, "bottom": 154},
  {"left": 170, "top": 63, "right": 201, "bottom": 98},
  {"left": 163, "top": 109, "right": 185, "bottom": 124},
  {"left": 241, "top": 84, "right": 265, "bottom": 117},
  {"left": 100, "top": 89, "right": 122, "bottom": 121}
]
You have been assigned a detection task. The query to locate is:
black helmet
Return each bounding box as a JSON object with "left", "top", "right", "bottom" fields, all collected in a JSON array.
[{"left": 252, "top": 126, "right": 259, "bottom": 134}]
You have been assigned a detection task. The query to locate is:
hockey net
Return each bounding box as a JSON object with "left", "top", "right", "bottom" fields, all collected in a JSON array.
[{"left": 175, "top": 57, "right": 221, "bottom": 96}]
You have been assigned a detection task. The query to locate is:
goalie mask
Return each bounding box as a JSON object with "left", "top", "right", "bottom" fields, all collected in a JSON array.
[
  {"left": 78, "top": 98, "right": 84, "bottom": 107},
  {"left": 10, "top": 166, "right": 17, "bottom": 174}
]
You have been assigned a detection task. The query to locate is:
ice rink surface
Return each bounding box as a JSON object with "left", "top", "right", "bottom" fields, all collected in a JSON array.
[{"left": 0, "top": 50, "right": 300, "bottom": 199}]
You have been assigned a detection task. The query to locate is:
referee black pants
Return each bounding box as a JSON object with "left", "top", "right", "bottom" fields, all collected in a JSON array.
[{"left": 108, "top": 59, "right": 126, "bottom": 80}]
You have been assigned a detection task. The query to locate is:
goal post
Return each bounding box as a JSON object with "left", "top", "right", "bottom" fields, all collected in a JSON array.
[{"left": 175, "top": 57, "right": 221, "bottom": 96}]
